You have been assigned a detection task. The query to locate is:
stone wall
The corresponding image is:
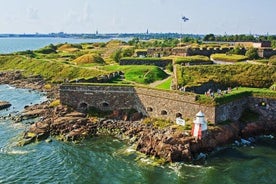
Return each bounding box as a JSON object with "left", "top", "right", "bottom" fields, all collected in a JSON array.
[
  {"left": 247, "top": 97, "right": 276, "bottom": 121},
  {"left": 60, "top": 84, "right": 276, "bottom": 124},
  {"left": 60, "top": 85, "right": 216, "bottom": 123},
  {"left": 257, "top": 49, "right": 276, "bottom": 58},
  {"left": 119, "top": 58, "right": 172, "bottom": 67},
  {"left": 215, "top": 98, "right": 248, "bottom": 122}
]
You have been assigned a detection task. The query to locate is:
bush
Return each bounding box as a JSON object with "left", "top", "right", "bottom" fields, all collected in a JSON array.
[
  {"left": 111, "top": 49, "right": 122, "bottom": 63},
  {"left": 269, "top": 55, "right": 276, "bottom": 65},
  {"left": 245, "top": 47, "right": 259, "bottom": 60}
]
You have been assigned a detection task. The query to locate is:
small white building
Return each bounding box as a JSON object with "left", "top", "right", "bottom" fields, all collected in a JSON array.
[{"left": 191, "top": 111, "right": 208, "bottom": 140}]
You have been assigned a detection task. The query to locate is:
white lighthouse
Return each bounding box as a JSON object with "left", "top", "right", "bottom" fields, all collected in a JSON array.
[{"left": 191, "top": 111, "right": 208, "bottom": 140}]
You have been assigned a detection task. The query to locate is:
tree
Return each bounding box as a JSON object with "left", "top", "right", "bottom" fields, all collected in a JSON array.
[
  {"left": 111, "top": 49, "right": 122, "bottom": 63},
  {"left": 228, "top": 46, "right": 245, "bottom": 55},
  {"left": 122, "top": 48, "right": 134, "bottom": 57},
  {"left": 245, "top": 48, "right": 259, "bottom": 60},
  {"left": 203, "top": 34, "right": 215, "bottom": 41}
]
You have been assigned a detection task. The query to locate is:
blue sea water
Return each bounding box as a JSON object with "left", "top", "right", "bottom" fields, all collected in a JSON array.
[{"left": 0, "top": 37, "right": 127, "bottom": 54}]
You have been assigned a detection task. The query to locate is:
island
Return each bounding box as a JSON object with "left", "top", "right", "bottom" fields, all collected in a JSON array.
[{"left": 0, "top": 35, "right": 275, "bottom": 163}]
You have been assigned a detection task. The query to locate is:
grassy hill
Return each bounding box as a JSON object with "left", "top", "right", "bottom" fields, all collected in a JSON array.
[{"left": 176, "top": 64, "right": 276, "bottom": 88}]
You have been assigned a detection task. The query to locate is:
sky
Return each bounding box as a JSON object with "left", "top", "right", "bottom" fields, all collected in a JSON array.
[{"left": 0, "top": 0, "right": 275, "bottom": 35}]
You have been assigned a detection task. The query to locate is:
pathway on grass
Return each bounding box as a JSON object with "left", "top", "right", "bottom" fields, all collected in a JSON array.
[
  {"left": 149, "top": 69, "right": 172, "bottom": 88},
  {"left": 149, "top": 76, "right": 172, "bottom": 87}
]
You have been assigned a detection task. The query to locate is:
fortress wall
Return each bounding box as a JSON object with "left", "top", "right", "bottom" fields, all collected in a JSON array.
[
  {"left": 133, "top": 87, "right": 216, "bottom": 122},
  {"left": 60, "top": 85, "right": 138, "bottom": 111},
  {"left": 60, "top": 85, "right": 216, "bottom": 123},
  {"left": 247, "top": 97, "right": 276, "bottom": 121},
  {"left": 215, "top": 98, "right": 248, "bottom": 122},
  {"left": 60, "top": 85, "right": 275, "bottom": 124},
  {"left": 119, "top": 59, "right": 172, "bottom": 67}
]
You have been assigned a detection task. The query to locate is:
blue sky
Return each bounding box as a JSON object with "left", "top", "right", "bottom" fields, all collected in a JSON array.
[{"left": 0, "top": 0, "right": 275, "bottom": 35}]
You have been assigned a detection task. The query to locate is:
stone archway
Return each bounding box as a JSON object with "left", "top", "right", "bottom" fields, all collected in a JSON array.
[
  {"left": 161, "top": 110, "right": 168, "bottom": 115},
  {"left": 79, "top": 102, "right": 88, "bottom": 112}
]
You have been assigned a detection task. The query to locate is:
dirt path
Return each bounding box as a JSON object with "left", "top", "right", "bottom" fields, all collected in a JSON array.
[{"left": 149, "top": 69, "right": 172, "bottom": 87}]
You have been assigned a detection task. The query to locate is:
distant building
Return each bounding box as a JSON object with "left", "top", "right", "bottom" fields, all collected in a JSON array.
[{"left": 253, "top": 41, "right": 271, "bottom": 48}]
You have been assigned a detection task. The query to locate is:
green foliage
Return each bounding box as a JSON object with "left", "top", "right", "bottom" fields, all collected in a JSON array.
[
  {"left": 36, "top": 44, "right": 57, "bottom": 54},
  {"left": 101, "top": 65, "right": 168, "bottom": 84},
  {"left": 227, "top": 46, "right": 245, "bottom": 55},
  {"left": 122, "top": 47, "right": 134, "bottom": 57},
  {"left": 255, "top": 59, "right": 269, "bottom": 64},
  {"left": 174, "top": 55, "right": 211, "bottom": 64},
  {"left": 245, "top": 47, "right": 259, "bottom": 60},
  {"left": 203, "top": 34, "right": 215, "bottom": 41},
  {"left": 111, "top": 49, "right": 122, "bottom": 63},
  {"left": 165, "top": 62, "right": 173, "bottom": 72},
  {"left": 142, "top": 118, "right": 173, "bottom": 129},
  {"left": 177, "top": 64, "right": 276, "bottom": 88},
  {"left": 269, "top": 55, "right": 276, "bottom": 65},
  {"left": 0, "top": 55, "right": 104, "bottom": 82}
]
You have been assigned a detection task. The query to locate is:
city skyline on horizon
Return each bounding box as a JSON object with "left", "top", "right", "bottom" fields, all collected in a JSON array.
[{"left": 0, "top": 0, "right": 275, "bottom": 35}]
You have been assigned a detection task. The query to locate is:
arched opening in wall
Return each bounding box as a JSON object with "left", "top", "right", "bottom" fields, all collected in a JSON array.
[
  {"left": 79, "top": 102, "right": 88, "bottom": 111},
  {"left": 102, "top": 102, "right": 109, "bottom": 107},
  {"left": 146, "top": 107, "right": 153, "bottom": 112},
  {"left": 176, "top": 113, "right": 182, "bottom": 118},
  {"left": 161, "top": 110, "right": 167, "bottom": 115}
]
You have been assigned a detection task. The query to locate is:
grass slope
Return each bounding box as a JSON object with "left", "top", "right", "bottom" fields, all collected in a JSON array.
[{"left": 177, "top": 64, "right": 276, "bottom": 88}]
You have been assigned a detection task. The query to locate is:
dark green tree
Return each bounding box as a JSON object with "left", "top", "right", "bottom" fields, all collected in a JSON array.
[
  {"left": 203, "top": 34, "right": 215, "bottom": 41},
  {"left": 245, "top": 47, "right": 259, "bottom": 60}
]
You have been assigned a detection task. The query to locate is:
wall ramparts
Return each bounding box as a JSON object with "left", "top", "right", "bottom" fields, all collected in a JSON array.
[{"left": 60, "top": 85, "right": 276, "bottom": 124}]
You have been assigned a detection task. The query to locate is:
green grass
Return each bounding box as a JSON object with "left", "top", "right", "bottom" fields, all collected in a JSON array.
[
  {"left": 196, "top": 87, "right": 276, "bottom": 105},
  {"left": 176, "top": 64, "right": 276, "bottom": 88},
  {"left": 0, "top": 55, "right": 105, "bottom": 82},
  {"left": 173, "top": 55, "right": 212, "bottom": 64},
  {"left": 100, "top": 65, "right": 168, "bottom": 84},
  {"left": 120, "top": 57, "right": 170, "bottom": 61},
  {"left": 156, "top": 77, "right": 172, "bottom": 90},
  {"left": 211, "top": 54, "right": 248, "bottom": 62}
]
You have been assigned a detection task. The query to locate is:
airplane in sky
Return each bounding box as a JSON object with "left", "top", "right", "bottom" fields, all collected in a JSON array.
[{"left": 182, "top": 16, "right": 189, "bottom": 22}]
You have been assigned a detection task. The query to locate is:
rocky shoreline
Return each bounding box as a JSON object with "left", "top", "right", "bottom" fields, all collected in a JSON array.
[
  {"left": 0, "top": 101, "right": 11, "bottom": 110},
  {"left": 1, "top": 71, "right": 276, "bottom": 163}
]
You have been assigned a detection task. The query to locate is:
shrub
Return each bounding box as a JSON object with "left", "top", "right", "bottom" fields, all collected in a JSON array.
[
  {"left": 49, "top": 100, "right": 60, "bottom": 107},
  {"left": 245, "top": 47, "right": 259, "bottom": 60},
  {"left": 269, "top": 55, "right": 276, "bottom": 65}
]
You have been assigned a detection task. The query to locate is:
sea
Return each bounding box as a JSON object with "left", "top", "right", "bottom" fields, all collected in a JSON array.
[{"left": 0, "top": 38, "right": 276, "bottom": 184}]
